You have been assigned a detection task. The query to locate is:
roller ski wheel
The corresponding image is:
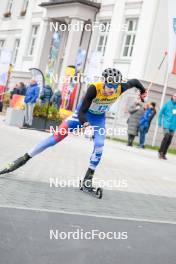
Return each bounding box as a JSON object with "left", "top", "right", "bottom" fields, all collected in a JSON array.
[
  {"left": 96, "top": 187, "right": 103, "bottom": 199},
  {"left": 79, "top": 180, "right": 83, "bottom": 191},
  {"left": 79, "top": 180, "right": 103, "bottom": 199}
]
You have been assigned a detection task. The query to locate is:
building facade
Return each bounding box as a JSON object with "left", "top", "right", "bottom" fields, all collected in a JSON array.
[
  {"left": 0, "top": 0, "right": 176, "bottom": 146},
  {"left": 0, "top": 0, "right": 175, "bottom": 87}
]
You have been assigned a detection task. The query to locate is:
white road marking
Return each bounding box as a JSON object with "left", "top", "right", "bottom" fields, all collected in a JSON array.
[{"left": 0, "top": 205, "right": 176, "bottom": 225}]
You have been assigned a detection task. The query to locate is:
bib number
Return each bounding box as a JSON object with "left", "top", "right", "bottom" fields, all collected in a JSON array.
[{"left": 98, "top": 105, "right": 110, "bottom": 112}]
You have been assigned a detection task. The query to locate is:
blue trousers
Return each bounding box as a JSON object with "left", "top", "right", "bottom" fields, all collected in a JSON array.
[
  {"left": 139, "top": 127, "right": 148, "bottom": 147},
  {"left": 28, "top": 111, "right": 106, "bottom": 171}
]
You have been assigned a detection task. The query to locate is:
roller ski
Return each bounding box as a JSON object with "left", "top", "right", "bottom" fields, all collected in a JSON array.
[
  {"left": 0, "top": 153, "right": 31, "bottom": 175},
  {"left": 79, "top": 168, "right": 103, "bottom": 199}
]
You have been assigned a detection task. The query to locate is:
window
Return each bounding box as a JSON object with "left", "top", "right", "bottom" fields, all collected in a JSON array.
[
  {"left": 12, "top": 39, "right": 20, "bottom": 65},
  {"left": 121, "top": 18, "right": 138, "bottom": 58},
  {"left": 3, "top": 0, "right": 13, "bottom": 17},
  {"left": 96, "top": 21, "right": 110, "bottom": 56},
  {"left": 0, "top": 40, "right": 5, "bottom": 58},
  {"left": 28, "top": 25, "right": 39, "bottom": 56},
  {"left": 5, "top": 0, "right": 13, "bottom": 13},
  {"left": 21, "top": 0, "right": 29, "bottom": 16},
  {"left": 23, "top": 0, "right": 29, "bottom": 11}
]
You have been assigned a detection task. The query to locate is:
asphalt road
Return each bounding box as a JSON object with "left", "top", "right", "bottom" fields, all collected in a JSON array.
[{"left": 0, "top": 207, "right": 176, "bottom": 264}]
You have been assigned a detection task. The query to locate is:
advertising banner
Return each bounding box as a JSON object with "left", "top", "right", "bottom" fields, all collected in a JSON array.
[
  {"left": 61, "top": 66, "right": 78, "bottom": 111},
  {"left": 0, "top": 51, "right": 12, "bottom": 101},
  {"left": 10, "top": 94, "right": 25, "bottom": 110}
]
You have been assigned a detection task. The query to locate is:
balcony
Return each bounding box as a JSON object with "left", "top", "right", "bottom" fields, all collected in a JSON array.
[
  {"left": 40, "top": 0, "right": 101, "bottom": 21},
  {"left": 43, "top": 0, "right": 101, "bottom": 8}
]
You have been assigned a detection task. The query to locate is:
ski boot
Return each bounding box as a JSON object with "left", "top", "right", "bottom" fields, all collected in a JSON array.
[
  {"left": 79, "top": 168, "right": 103, "bottom": 199},
  {"left": 83, "top": 168, "right": 94, "bottom": 190},
  {"left": 0, "top": 153, "right": 31, "bottom": 175}
]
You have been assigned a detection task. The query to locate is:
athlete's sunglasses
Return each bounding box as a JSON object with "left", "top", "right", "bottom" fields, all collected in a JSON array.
[{"left": 105, "top": 83, "right": 118, "bottom": 90}]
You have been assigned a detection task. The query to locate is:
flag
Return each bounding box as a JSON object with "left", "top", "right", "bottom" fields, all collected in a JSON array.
[
  {"left": 29, "top": 68, "right": 45, "bottom": 94},
  {"left": 168, "top": 0, "right": 176, "bottom": 74},
  {"left": 0, "top": 72, "right": 8, "bottom": 85}
]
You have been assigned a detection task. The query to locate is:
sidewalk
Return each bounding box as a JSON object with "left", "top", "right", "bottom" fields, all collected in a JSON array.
[{"left": 0, "top": 115, "right": 175, "bottom": 198}]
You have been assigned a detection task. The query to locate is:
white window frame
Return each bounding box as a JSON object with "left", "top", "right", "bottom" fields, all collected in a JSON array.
[
  {"left": 12, "top": 39, "right": 20, "bottom": 65},
  {"left": 27, "top": 25, "right": 39, "bottom": 56},
  {"left": 96, "top": 20, "right": 110, "bottom": 57},
  {"left": 6, "top": 0, "right": 14, "bottom": 13},
  {"left": 121, "top": 18, "right": 138, "bottom": 59},
  {"left": 0, "top": 40, "right": 5, "bottom": 58}
]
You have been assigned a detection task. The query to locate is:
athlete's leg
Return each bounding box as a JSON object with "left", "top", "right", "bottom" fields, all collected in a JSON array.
[
  {"left": 89, "top": 126, "right": 105, "bottom": 170},
  {"left": 83, "top": 113, "right": 106, "bottom": 187},
  {"left": 28, "top": 108, "right": 83, "bottom": 158},
  {"left": 28, "top": 121, "right": 69, "bottom": 157},
  {"left": 0, "top": 115, "right": 81, "bottom": 174},
  {"left": 28, "top": 112, "right": 83, "bottom": 158}
]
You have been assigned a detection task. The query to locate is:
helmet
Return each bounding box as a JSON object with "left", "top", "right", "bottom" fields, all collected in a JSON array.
[{"left": 102, "top": 68, "right": 122, "bottom": 84}]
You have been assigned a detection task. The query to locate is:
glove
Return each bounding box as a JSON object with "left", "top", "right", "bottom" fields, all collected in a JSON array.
[{"left": 84, "top": 126, "right": 94, "bottom": 139}]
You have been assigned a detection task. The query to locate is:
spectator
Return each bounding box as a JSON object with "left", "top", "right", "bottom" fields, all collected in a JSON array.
[
  {"left": 148, "top": 102, "right": 157, "bottom": 128},
  {"left": 24, "top": 79, "right": 39, "bottom": 128},
  {"left": 10, "top": 84, "right": 19, "bottom": 99},
  {"left": 17, "top": 82, "right": 26, "bottom": 96},
  {"left": 139, "top": 102, "right": 156, "bottom": 148},
  {"left": 51, "top": 89, "right": 62, "bottom": 109},
  {"left": 158, "top": 93, "right": 176, "bottom": 159},
  {"left": 40, "top": 85, "right": 53, "bottom": 104},
  {"left": 127, "top": 100, "right": 144, "bottom": 146},
  {"left": 10, "top": 82, "right": 26, "bottom": 99}
]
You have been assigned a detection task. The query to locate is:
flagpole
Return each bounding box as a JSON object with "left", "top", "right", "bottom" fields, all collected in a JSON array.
[
  {"left": 147, "top": 51, "right": 168, "bottom": 92},
  {"left": 152, "top": 63, "right": 169, "bottom": 146}
]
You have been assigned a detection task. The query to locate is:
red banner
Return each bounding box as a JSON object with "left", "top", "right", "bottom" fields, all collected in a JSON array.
[
  {"left": 61, "top": 66, "right": 78, "bottom": 111},
  {"left": 172, "top": 53, "right": 176, "bottom": 74},
  {"left": 10, "top": 94, "right": 25, "bottom": 109},
  {"left": 0, "top": 85, "right": 5, "bottom": 102}
]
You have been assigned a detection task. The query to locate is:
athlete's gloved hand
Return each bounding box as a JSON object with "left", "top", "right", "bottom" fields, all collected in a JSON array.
[{"left": 83, "top": 123, "right": 94, "bottom": 139}]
